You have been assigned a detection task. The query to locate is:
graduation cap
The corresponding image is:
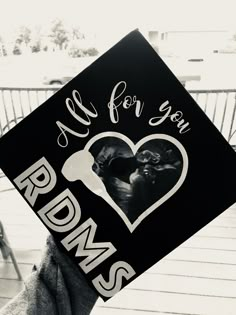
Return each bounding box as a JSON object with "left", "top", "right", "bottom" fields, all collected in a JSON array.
[{"left": 0, "top": 30, "right": 236, "bottom": 300}]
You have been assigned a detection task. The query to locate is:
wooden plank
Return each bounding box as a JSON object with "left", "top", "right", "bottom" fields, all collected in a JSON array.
[
  {"left": 95, "top": 289, "right": 236, "bottom": 315},
  {"left": 227, "top": 211, "right": 236, "bottom": 215},
  {"left": 0, "top": 177, "right": 14, "bottom": 192},
  {"left": 2, "top": 225, "right": 47, "bottom": 237},
  {"left": 196, "top": 226, "right": 236, "bottom": 238},
  {"left": 0, "top": 190, "right": 18, "bottom": 202},
  {"left": 0, "top": 191, "right": 30, "bottom": 216},
  {"left": 0, "top": 213, "right": 44, "bottom": 225},
  {"left": 92, "top": 306, "right": 170, "bottom": 315},
  {"left": 211, "top": 217, "right": 236, "bottom": 227},
  {"left": 0, "top": 249, "right": 42, "bottom": 265},
  {"left": 0, "top": 279, "right": 24, "bottom": 298},
  {"left": 222, "top": 208, "right": 236, "bottom": 215},
  {"left": 0, "top": 298, "right": 11, "bottom": 310},
  {"left": 0, "top": 262, "right": 32, "bottom": 280},
  {"left": 3, "top": 235, "right": 47, "bottom": 250},
  {"left": 224, "top": 204, "right": 236, "bottom": 210},
  {"left": 126, "top": 273, "right": 236, "bottom": 297},
  {"left": 3, "top": 226, "right": 48, "bottom": 250},
  {"left": 149, "top": 259, "right": 236, "bottom": 281},
  {"left": 166, "top": 247, "right": 236, "bottom": 264},
  {"left": 223, "top": 215, "right": 236, "bottom": 220},
  {"left": 182, "top": 236, "right": 236, "bottom": 250}
]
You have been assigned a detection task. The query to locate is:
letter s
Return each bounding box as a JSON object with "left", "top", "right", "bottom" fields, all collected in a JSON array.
[{"left": 92, "top": 261, "right": 136, "bottom": 298}]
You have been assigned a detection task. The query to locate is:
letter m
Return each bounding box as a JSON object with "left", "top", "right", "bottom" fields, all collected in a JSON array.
[{"left": 61, "top": 218, "right": 116, "bottom": 274}]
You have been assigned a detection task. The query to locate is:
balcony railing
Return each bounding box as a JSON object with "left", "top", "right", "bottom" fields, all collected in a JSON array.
[
  {"left": 0, "top": 86, "right": 236, "bottom": 144},
  {"left": 188, "top": 88, "right": 236, "bottom": 144},
  {"left": 0, "top": 86, "right": 58, "bottom": 136}
]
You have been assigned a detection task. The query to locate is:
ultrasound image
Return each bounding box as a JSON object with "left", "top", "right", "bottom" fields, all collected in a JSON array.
[{"left": 89, "top": 137, "right": 182, "bottom": 223}]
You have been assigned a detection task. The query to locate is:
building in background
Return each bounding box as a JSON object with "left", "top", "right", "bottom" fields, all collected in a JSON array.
[{"left": 143, "top": 28, "right": 231, "bottom": 59}]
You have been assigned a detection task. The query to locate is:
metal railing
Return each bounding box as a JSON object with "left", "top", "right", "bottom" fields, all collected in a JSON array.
[
  {"left": 0, "top": 86, "right": 58, "bottom": 136},
  {"left": 188, "top": 88, "right": 236, "bottom": 144},
  {"left": 0, "top": 86, "right": 236, "bottom": 144}
]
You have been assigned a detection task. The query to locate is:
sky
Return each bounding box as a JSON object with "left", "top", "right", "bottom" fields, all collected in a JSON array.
[
  {"left": 0, "top": 0, "right": 236, "bottom": 50},
  {"left": 1, "top": 0, "right": 236, "bottom": 33}
]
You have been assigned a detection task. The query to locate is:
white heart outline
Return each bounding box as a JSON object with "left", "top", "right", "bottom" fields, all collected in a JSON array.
[{"left": 84, "top": 132, "right": 189, "bottom": 233}]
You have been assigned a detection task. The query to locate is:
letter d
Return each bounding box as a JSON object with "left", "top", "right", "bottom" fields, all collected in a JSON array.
[{"left": 38, "top": 189, "right": 81, "bottom": 232}]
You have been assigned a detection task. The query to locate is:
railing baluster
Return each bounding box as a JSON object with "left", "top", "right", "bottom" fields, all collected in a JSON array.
[
  {"left": 228, "top": 92, "right": 236, "bottom": 143},
  {"left": 204, "top": 92, "right": 209, "bottom": 113},
  {"left": 212, "top": 92, "right": 219, "bottom": 124},
  {"left": 1, "top": 90, "right": 10, "bottom": 133},
  {"left": 27, "top": 90, "right": 33, "bottom": 113},
  {"left": 220, "top": 92, "right": 229, "bottom": 133},
  {"left": 18, "top": 89, "right": 25, "bottom": 118},
  {"left": 36, "top": 90, "right": 40, "bottom": 109},
  {"left": 9, "top": 90, "right": 18, "bottom": 125},
  {"left": 195, "top": 92, "right": 199, "bottom": 105}
]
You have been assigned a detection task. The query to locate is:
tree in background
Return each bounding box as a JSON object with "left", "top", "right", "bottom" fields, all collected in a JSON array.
[
  {"left": 71, "top": 26, "right": 84, "bottom": 41},
  {"left": 68, "top": 42, "right": 99, "bottom": 57},
  {"left": 49, "top": 19, "right": 69, "bottom": 50},
  {"left": 31, "top": 25, "right": 43, "bottom": 53},
  {"left": 0, "top": 35, "right": 6, "bottom": 56},
  {"left": 12, "top": 25, "right": 32, "bottom": 55},
  {"left": 68, "top": 26, "right": 98, "bottom": 57},
  {"left": 16, "top": 26, "right": 31, "bottom": 46},
  {"left": 0, "top": 21, "right": 99, "bottom": 56}
]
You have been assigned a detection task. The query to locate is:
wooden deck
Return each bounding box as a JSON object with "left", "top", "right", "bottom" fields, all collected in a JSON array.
[{"left": 1, "top": 176, "right": 236, "bottom": 314}]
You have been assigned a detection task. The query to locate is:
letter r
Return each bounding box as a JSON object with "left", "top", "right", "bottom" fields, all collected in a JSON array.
[{"left": 14, "top": 157, "right": 57, "bottom": 206}]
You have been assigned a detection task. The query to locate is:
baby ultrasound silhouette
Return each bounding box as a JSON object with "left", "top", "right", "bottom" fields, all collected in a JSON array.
[
  {"left": 1, "top": 30, "right": 236, "bottom": 301},
  {"left": 62, "top": 132, "right": 188, "bottom": 232}
]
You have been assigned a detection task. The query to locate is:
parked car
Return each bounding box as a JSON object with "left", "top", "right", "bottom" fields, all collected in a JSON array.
[
  {"left": 42, "top": 57, "right": 96, "bottom": 85},
  {"left": 43, "top": 73, "right": 75, "bottom": 85}
]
